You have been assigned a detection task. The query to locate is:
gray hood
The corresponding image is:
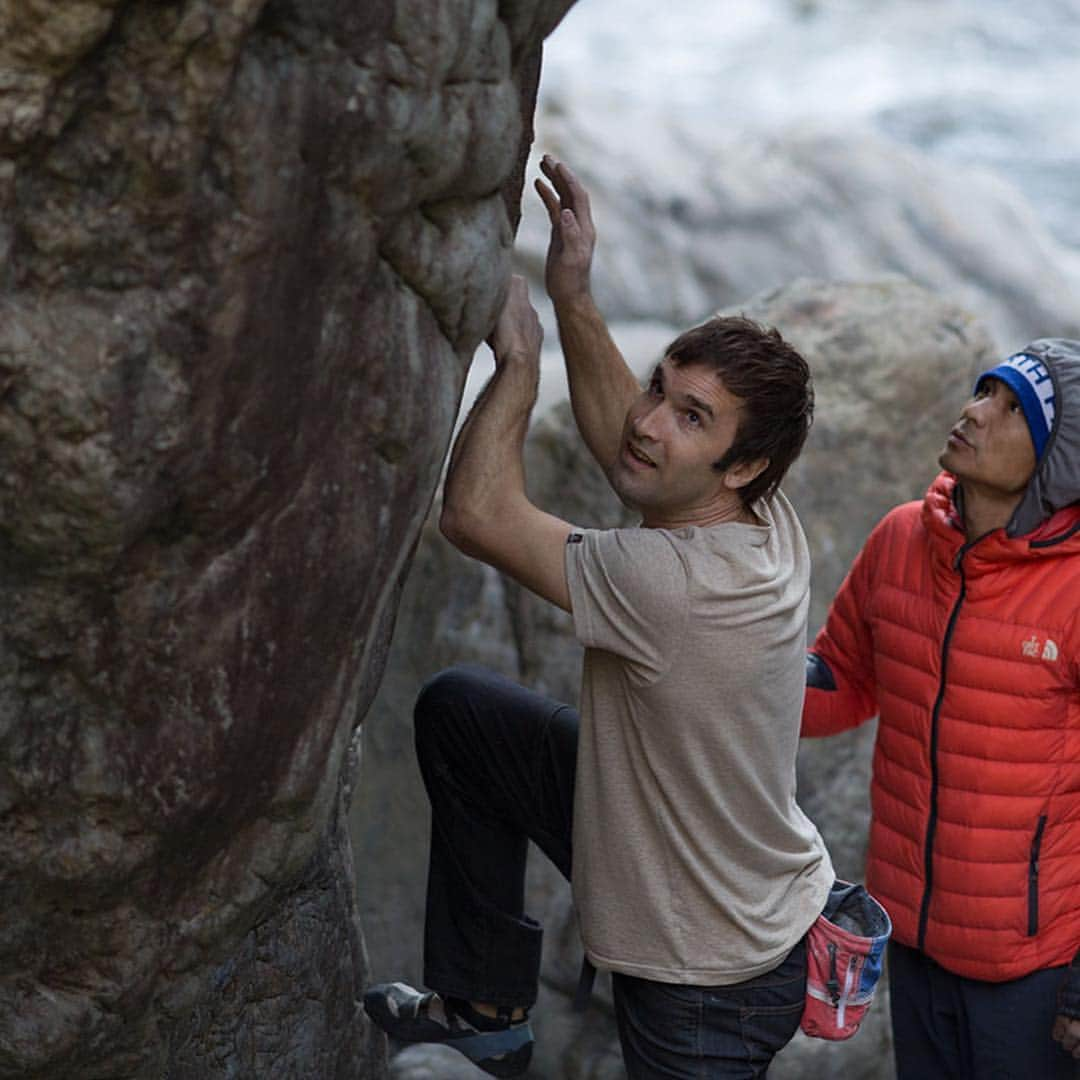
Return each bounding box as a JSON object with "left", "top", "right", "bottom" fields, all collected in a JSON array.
[{"left": 1007, "top": 337, "right": 1080, "bottom": 537}]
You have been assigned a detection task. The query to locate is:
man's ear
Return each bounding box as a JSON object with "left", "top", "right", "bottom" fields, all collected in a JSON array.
[{"left": 721, "top": 457, "right": 769, "bottom": 491}]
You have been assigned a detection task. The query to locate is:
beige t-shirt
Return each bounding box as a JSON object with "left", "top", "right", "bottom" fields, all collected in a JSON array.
[{"left": 564, "top": 490, "right": 833, "bottom": 985}]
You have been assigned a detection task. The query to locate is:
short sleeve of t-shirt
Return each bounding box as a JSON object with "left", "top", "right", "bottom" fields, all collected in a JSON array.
[{"left": 564, "top": 527, "right": 689, "bottom": 682}]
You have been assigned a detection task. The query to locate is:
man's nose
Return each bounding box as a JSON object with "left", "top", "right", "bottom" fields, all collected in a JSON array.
[
  {"left": 631, "top": 400, "right": 664, "bottom": 440},
  {"left": 961, "top": 396, "right": 990, "bottom": 425}
]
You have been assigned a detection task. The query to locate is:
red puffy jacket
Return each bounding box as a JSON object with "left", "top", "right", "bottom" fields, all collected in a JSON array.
[{"left": 804, "top": 472, "right": 1080, "bottom": 981}]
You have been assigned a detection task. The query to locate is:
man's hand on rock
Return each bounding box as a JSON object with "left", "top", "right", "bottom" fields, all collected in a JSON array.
[
  {"left": 490, "top": 274, "right": 542, "bottom": 368},
  {"left": 535, "top": 155, "right": 596, "bottom": 307}
]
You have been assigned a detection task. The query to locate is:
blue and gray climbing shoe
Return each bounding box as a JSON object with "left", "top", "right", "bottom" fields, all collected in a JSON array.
[{"left": 363, "top": 982, "right": 534, "bottom": 1078}]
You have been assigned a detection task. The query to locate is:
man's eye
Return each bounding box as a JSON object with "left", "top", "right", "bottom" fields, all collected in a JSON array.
[{"left": 686, "top": 410, "right": 700, "bottom": 426}]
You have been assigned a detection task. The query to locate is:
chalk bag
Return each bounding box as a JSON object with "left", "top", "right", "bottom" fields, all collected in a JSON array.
[{"left": 800, "top": 880, "right": 892, "bottom": 1041}]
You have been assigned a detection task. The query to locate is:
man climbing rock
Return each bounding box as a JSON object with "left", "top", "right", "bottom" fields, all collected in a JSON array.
[{"left": 364, "top": 158, "right": 834, "bottom": 1078}]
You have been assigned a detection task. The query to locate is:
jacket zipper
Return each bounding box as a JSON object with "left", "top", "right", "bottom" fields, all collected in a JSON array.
[
  {"left": 916, "top": 546, "right": 970, "bottom": 951},
  {"left": 1028, "top": 814, "right": 1047, "bottom": 936}
]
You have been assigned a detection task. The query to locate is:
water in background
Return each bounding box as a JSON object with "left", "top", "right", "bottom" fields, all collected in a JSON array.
[
  {"left": 462, "top": 0, "right": 1080, "bottom": 420},
  {"left": 541, "top": 0, "right": 1080, "bottom": 250}
]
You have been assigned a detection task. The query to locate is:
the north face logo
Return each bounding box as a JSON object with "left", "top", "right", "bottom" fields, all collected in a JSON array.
[{"left": 1021, "top": 635, "right": 1059, "bottom": 660}]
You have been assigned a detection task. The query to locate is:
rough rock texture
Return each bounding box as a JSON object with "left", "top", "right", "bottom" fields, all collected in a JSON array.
[
  {"left": 0, "top": 1, "right": 574, "bottom": 1077},
  {"left": 355, "top": 277, "right": 993, "bottom": 1079}
]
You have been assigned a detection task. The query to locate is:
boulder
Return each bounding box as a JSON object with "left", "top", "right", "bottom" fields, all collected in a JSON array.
[
  {"left": 354, "top": 276, "right": 992, "bottom": 1079},
  {"left": 0, "top": 1, "right": 574, "bottom": 1077}
]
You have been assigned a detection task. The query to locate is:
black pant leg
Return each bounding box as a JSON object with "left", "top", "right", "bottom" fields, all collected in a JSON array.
[
  {"left": 889, "top": 942, "right": 963, "bottom": 1079},
  {"left": 413, "top": 664, "right": 578, "bottom": 1008},
  {"left": 889, "top": 941, "right": 1078, "bottom": 1080}
]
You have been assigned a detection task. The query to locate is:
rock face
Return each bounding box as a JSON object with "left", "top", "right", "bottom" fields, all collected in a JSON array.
[
  {"left": 355, "top": 277, "right": 992, "bottom": 1079},
  {"left": 0, "top": 2, "right": 574, "bottom": 1077}
]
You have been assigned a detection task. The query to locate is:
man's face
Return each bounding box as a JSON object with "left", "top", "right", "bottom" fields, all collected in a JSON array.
[
  {"left": 939, "top": 377, "right": 1037, "bottom": 497},
  {"left": 610, "top": 358, "right": 754, "bottom": 527}
]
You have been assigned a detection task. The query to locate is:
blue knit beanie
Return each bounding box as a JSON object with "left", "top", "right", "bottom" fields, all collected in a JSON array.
[{"left": 974, "top": 351, "right": 1056, "bottom": 461}]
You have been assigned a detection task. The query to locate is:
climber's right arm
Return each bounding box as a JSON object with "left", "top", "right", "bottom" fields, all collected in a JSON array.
[{"left": 440, "top": 274, "right": 573, "bottom": 613}]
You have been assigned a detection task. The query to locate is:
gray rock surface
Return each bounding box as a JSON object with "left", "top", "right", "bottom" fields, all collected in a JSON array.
[
  {"left": 354, "top": 276, "right": 992, "bottom": 1078},
  {"left": 516, "top": 110, "right": 1080, "bottom": 354},
  {"left": 0, "top": 1, "right": 574, "bottom": 1077}
]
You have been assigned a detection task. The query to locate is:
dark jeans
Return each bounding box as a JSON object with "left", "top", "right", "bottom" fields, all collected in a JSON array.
[
  {"left": 414, "top": 664, "right": 808, "bottom": 1077},
  {"left": 415, "top": 664, "right": 578, "bottom": 1007},
  {"left": 612, "top": 942, "right": 807, "bottom": 1079},
  {"left": 889, "top": 941, "right": 1079, "bottom": 1079}
]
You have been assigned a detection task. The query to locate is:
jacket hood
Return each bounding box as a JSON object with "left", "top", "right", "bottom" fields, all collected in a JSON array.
[
  {"left": 924, "top": 471, "right": 1080, "bottom": 564},
  {"left": 1005, "top": 338, "right": 1080, "bottom": 537}
]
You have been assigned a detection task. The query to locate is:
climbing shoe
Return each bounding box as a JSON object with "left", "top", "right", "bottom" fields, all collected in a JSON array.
[{"left": 363, "top": 981, "right": 534, "bottom": 1078}]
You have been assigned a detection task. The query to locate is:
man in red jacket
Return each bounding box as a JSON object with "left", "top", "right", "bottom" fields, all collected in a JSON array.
[{"left": 803, "top": 339, "right": 1080, "bottom": 1078}]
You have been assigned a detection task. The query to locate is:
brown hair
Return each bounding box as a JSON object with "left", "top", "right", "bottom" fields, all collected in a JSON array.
[{"left": 665, "top": 315, "right": 813, "bottom": 507}]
